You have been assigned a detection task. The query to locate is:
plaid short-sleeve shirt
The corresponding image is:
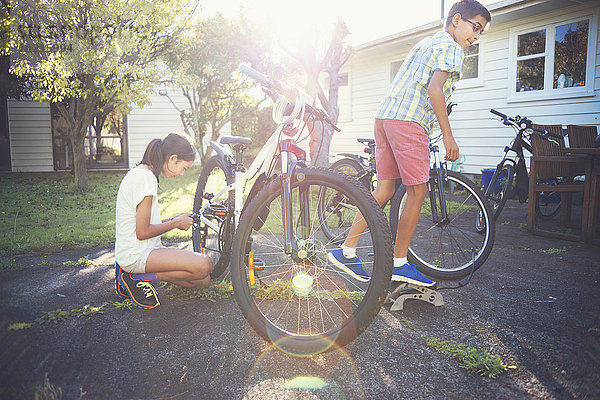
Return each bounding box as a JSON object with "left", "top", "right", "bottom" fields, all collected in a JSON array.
[{"left": 375, "top": 31, "right": 464, "bottom": 135}]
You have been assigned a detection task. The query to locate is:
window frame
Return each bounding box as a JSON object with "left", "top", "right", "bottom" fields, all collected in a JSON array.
[
  {"left": 457, "top": 41, "right": 484, "bottom": 89},
  {"left": 51, "top": 104, "right": 129, "bottom": 171},
  {"left": 507, "top": 10, "right": 598, "bottom": 103}
]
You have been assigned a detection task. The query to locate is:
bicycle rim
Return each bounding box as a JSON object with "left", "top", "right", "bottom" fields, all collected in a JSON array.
[
  {"left": 319, "top": 159, "right": 367, "bottom": 243},
  {"left": 393, "top": 171, "right": 495, "bottom": 280},
  {"left": 192, "top": 156, "right": 233, "bottom": 278},
  {"left": 231, "top": 168, "right": 392, "bottom": 355},
  {"left": 486, "top": 164, "right": 514, "bottom": 220}
]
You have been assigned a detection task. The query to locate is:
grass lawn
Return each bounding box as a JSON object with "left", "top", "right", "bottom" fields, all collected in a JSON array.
[{"left": 0, "top": 166, "right": 202, "bottom": 256}]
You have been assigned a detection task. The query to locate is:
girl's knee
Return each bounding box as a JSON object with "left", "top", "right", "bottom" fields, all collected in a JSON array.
[{"left": 190, "top": 254, "right": 213, "bottom": 279}]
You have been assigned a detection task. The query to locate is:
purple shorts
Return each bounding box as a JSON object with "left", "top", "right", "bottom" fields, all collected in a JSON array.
[{"left": 374, "top": 119, "right": 430, "bottom": 185}]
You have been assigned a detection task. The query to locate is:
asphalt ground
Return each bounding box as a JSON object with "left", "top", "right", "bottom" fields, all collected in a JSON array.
[{"left": 1, "top": 200, "right": 599, "bottom": 399}]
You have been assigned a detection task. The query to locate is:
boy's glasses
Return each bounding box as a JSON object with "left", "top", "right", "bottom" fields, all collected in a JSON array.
[{"left": 462, "top": 18, "right": 484, "bottom": 37}]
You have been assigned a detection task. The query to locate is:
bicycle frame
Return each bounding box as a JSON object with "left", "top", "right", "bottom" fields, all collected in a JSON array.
[{"left": 196, "top": 123, "right": 285, "bottom": 232}]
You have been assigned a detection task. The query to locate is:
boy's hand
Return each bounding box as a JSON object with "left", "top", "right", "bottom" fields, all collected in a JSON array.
[
  {"left": 443, "top": 135, "right": 460, "bottom": 162},
  {"left": 171, "top": 213, "right": 193, "bottom": 231}
]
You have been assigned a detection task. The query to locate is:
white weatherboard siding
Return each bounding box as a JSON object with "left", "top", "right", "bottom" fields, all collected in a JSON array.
[
  {"left": 5, "top": 86, "right": 230, "bottom": 171},
  {"left": 334, "top": 1, "right": 600, "bottom": 176},
  {"left": 7, "top": 100, "right": 53, "bottom": 172},
  {"left": 127, "top": 88, "right": 231, "bottom": 169}
]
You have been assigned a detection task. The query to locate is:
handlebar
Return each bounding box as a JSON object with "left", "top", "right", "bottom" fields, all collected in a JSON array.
[
  {"left": 489, "top": 109, "right": 563, "bottom": 141},
  {"left": 239, "top": 64, "right": 340, "bottom": 132}
]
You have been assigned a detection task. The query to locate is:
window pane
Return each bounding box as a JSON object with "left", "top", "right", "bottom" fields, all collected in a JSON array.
[
  {"left": 390, "top": 60, "right": 404, "bottom": 82},
  {"left": 88, "top": 111, "right": 127, "bottom": 166},
  {"left": 462, "top": 56, "right": 478, "bottom": 79},
  {"left": 339, "top": 73, "right": 348, "bottom": 86},
  {"left": 518, "top": 30, "right": 546, "bottom": 56},
  {"left": 464, "top": 43, "right": 479, "bottom": 57},
  {"left": 553, "top": 19, "right": 589, "bottom": 89},
  {"left": 517, "top": 57, "right": 545, "bottom": 92}
]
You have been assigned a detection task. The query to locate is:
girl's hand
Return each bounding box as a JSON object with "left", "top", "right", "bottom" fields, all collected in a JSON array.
[{"left": 171, "top": 213, "right": 193, "bottom": 231}]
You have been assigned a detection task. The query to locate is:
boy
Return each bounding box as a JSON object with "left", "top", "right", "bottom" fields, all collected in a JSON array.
[{"left": 329, "top": 0, "right": 491, "bottom": 286}]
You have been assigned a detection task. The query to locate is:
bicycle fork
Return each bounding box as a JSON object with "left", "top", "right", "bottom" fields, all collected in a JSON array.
[
  {"left": 429, "top": 145, "right": 450, "bottom": 225},
  {"left": 280, "top": 141, "right": 310, "bottom": 256}
]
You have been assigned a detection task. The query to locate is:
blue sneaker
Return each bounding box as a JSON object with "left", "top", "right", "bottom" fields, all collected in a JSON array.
[
  {"left": 328, "top": 247, "right": 370, "bottom": 282},
  {"left": 392, "top": 263, "right": 435, "bottom": 287}
]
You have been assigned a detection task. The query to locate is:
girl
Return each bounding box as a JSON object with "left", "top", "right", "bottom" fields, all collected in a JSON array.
[{"left": 115, "top": 132, "right": 213, "bottom": 309}]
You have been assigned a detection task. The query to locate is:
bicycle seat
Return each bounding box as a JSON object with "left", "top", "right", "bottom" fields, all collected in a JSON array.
[
  {"left": 220, "top": 136, "right": 253, "bottom": 146},
  {"left": 357, "top": 138, "right": 375, "bottom": 145}
]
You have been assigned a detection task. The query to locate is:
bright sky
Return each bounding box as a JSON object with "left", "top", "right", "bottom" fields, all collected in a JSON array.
[{"left": 198, "top": 0, "right": 496, "bottom": 46}]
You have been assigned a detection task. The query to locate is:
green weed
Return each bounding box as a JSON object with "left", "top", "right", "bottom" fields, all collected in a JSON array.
[
  {"left": 0, "top": 257, "right": 21, "bottom": 271},
  {"left": 61, "top": 256, "right": 94, "bottom": 268},
  {"left": 166, "top": 281, "right": 234, "bottom": 301},
  {"left": 34, "top": 373, "right": 63, "bottom": 400},
  {"left": 7, "top": 322, "right": 33, "bottom": 331},
  {"left": 37, "top": 309, "right": 71, "bottom": 324},
  {"left": 538, "top": 247, "right": 568, "bottom": 255},
  {"left": 426, "top": 337, "right": 507, "bottom": 378},
  {"left": 400, "top": 319, "right": 415, "bottom": 330},
  {"left": 71, "top": 304, "right": 104, "bottom": 318},
  {"left": 110, "top": 299, "right": 134, "bottom": 310}
]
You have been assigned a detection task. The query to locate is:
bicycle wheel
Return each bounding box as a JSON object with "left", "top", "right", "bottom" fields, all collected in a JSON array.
[
  {"left": 318, "top": 158, "right": 371, "bottom": 242},
  {"left": 535, "top": 179, "right": 561, "bottom": 219},
  {"left": 192, "top": 156, "right": 234, "bottom": 279},
  {"left": 485, "top": 163, "right": 515, "bottom": 220},
  {"left": 231, "top": 168, "right": 392, "bottom": 355},
  {"left": 390, "top": 171, "right": 495, "bottom": 281},
  {"left": 331, "top": 158, "right": 371, "bottom": 189}
]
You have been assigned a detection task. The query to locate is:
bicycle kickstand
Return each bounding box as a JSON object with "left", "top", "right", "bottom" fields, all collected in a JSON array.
[{"left": 385, "top": 283, "right": 444, "bottom": 311}]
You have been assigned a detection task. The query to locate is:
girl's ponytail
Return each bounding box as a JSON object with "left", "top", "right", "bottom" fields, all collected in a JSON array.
[{"left": 140, "top": 138, "right": 165, "bottom": 180}]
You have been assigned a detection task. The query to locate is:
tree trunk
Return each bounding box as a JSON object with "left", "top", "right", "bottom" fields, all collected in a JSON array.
[{"left": 70, "top": 132, "right": 87, "bottom": 188}]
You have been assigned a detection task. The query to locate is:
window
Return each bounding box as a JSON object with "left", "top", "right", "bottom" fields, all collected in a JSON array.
[
  {"left": 509, "top": 13, "right": 596, "bottom": 101},
  {"left": 52, "top": 104, "right": 128, "bottom": 170},
  {"left": 462, "top": 43, "right": 480, "bottom": 80},
  {"left": 390, "top": 60, "right": 404, "bottom": 82}
]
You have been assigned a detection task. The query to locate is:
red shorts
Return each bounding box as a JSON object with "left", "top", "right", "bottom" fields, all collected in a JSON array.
[{"left": 374, "top": 119, "right": 430, "bottom": 185}]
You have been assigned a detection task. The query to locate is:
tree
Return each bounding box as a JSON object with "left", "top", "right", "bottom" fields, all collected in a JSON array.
[
  {"left": 165, "top": 15, "right": 268, "bottom": 165},
  {"left": 6, "top": 0, "right": 196, "bottom": 187},
  {"left": 287, "top": 18, "right": 351, "bottom": 167}
]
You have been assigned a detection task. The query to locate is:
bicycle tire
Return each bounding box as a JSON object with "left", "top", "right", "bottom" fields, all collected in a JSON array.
[
  {"left": 486, "top": 163, "right": 515, "bottom": 220},
  {"left": 535, "top": 179, "right": 561, "bottom": 219},
  {"left": 330, "top": 158, "right": 370, "bottom": 189},
  {"left": 192, "top": 156, "right": 234, "bottom": 279},
  {"left": 390, "top": 171, "right": 495, "bottom": 281},
  {"left": 231, "top": 168, "right": 393, "bottom": 355},
  {"left": 318, "top": 158, "right": 369, "bottom": 242}
]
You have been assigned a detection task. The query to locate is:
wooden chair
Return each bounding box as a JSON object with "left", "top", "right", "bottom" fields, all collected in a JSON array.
[
  {"left": 527, "top": 124, "right": 591, "bottom": 241},
  {"left": 567, "top": 125, "right": 598, "bottom": 148}
]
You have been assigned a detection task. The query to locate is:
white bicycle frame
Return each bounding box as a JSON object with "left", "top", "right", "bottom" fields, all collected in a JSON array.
[{"left": 196, "top": 123, "right": 290, "bottom": 233}]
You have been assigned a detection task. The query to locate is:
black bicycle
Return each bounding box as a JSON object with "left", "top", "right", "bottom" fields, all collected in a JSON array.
[
  {"left": 319, "top": 129, "right": 495, "bottom": 281},
  {"left": 482, "top": 109, "right": 564, "bottom": 224}
]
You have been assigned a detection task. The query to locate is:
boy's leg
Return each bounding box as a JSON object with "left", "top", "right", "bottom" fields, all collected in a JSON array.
[
  {"left": 391, "top": 182, "right": 435, "bottom": 286},
  {"left": 343, "top": 179, "right": 397, "bottom": 248},
  {"left": 394, "top": 183, "right": 427, "bottom": 257}
]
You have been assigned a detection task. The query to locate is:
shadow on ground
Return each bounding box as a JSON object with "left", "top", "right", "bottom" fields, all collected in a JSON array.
[{"left": 1, "top": 201, "right": 599, "bottom": 399}]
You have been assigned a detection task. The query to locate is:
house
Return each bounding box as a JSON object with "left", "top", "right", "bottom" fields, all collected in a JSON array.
[
  {"left": 332, "top": 0, "right": 599, "bottom": 176},
  {"left": 0, "top": 86, "right": 229, "bottom": 173}
]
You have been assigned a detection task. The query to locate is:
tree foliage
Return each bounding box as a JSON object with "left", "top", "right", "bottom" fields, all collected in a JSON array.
[
  {"left": 164, "top": 15, "right": 270, "bottom": 164},
  {"left": 6, "top": 0, "right": 195, "bottom": 187}
]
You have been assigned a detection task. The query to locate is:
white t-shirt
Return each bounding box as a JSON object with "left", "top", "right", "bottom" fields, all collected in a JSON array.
[{"left": 115, "top": 166, "right": 163, "bottom": 266}]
